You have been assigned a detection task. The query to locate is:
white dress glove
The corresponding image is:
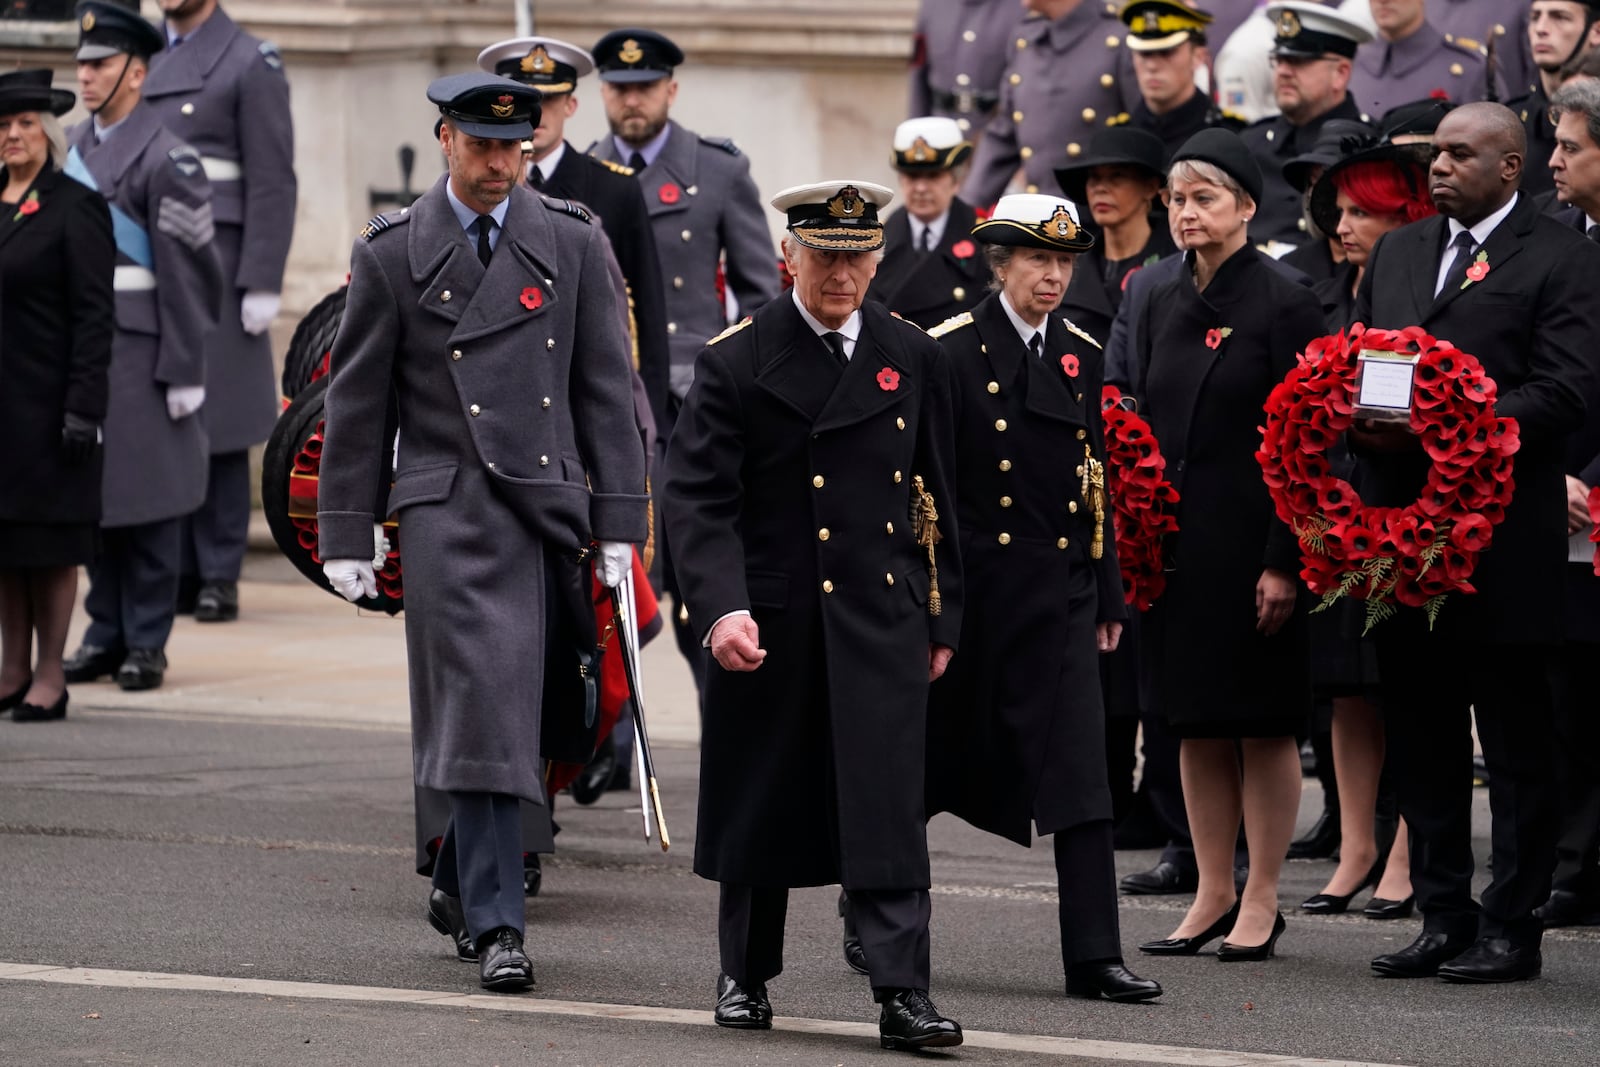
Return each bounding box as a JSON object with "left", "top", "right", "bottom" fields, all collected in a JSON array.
[
  {"left": 596, "top": 541, "right": 632, "bottom": 589},
  {"left": 166, "top": 385, "right": 206, "bottom": 421},
  {"left": 241, "top": 290, "right": 282, "bottom": 336},
  {"left": 372, "top": 523, "right": 391, "bottom": 569},
  {"left": 324, "top": 558, "right": 377, "bottom": 603}
]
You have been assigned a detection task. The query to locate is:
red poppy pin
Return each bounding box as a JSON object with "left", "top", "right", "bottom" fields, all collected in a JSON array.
[
  {"left": 1205, "top": 326, "right": 1234, "bottom": 350},
  {"left": 877, "top": 367, "right": 901, "bottom": 391},
  {"left": 1461, "top": 251, "right": 1490, "bottom": 289},
  {"left": 520, "top": 286, "right": 543, "bottom": 310},
  {"left": 951, "top": 239, "right": 975, "bottom": 259},
  {"left": 1061, "top": 353, "right": 1080, "bottom": 377},
  {"left": 12, "top": 190, "right": 39, "bottom": 221},
  {"left": 659, "top": 182, "right": 681, "bottom": 205}
]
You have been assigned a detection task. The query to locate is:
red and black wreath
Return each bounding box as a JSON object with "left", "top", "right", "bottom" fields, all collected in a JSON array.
[
  {"left": 1101, "top": 385, "right": 1180, "bottom": 611},
  {"left": 1256, "top": 324, "right": 1519, "bottom": 632}
]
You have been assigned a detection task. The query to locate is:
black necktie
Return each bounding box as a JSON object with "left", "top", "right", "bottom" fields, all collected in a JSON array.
[
  {"left": 1028, "top": 334, "right": 1043, "bottom": 361},
  {"left": 1588, "top": 224, "right": 1600, "bottom": 244},
  {"left": 1438, "top": 230, "right": 1476, "bottom": 296},
  {"left": 628, "top": 151, "right": 647, "bottom": 173},
  {"left": 822, "top": 331, "right": 848, "bottom": 367},
  {"left": 475, "top": 214, "right": 493, "bottom": 267},
  {"left": 529, "top": 166, "right": 545, "bottom": 189},
  {"left": 919, "top": 226, "right": 933, "bottom": 253}
]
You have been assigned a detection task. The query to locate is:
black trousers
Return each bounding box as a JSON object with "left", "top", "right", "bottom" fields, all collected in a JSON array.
[
  {"left": 413, "top": 785, "right": 554, "bottom": 876},
  {"left": 1550, "top": 640, "right": 1600, "bottom": 897},
  {"left": 181, "top": 450, "right": 252, "bottom": 583},
  {"left": 1376, "top": 638, "right": 1557, "bottom": 945},
  {"left": 1054, "top": 820, "right": 1124, "bottom": 967},
  {"left": 430, "top": 791, "right": 527, "bottom": 943},
  {"left": 83, "top": 518, "right": 182, "bottom": 651},
  {"left": 721, "top": 883, "right": 931, "bottom": 997}
]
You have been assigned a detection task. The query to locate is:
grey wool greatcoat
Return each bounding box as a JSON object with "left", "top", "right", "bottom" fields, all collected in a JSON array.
[
  {"left": 589, "top": 120, "right": 781, "bottom": 402},
  {"left": 663, "top": 295, "right": 963, "bottom": 890},
  {"left": 316, "top": 177, "right": 649, "bottom": 805},
  {"left": 67, "top": 103, "right": 221, "bottom": 528},
  {"left": 144, "top": 6, "right": 296, "bottom": 453},
  {"left": 924, "top": 295, "right": 1126, "bottom": 846}
]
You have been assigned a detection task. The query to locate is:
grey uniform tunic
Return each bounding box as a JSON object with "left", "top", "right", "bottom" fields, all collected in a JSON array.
[
  {"left": 1349, "top": 21, "right": 1503, "bottom": 121},
  {"left": 67, "top": 104, "right": 221, "bottom": 528},
  {"left": 962, "top": 5, "right": 1142, "bottom": 206},
  {"left": 144, "top": 6, "right": 295, "bottom": 454},
  {"left": 1430, "top": 0, "right": 1534, "bottom": 98},
  {"left": 589, "top": 121, "right": 780, "bottom": 402},
  {"left": 908, "top": 0, "right": 1028, "bottom": 132},
  {"left": 316, "top": 178, "right": 649, "bottom": 805}
]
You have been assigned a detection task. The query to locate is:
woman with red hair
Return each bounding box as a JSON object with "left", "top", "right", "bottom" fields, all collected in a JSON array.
[{"left": 1294, "top": 140, "right": 1435, "bottom": 922}]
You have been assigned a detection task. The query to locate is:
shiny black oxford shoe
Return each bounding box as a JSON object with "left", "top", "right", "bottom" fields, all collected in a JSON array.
[
  {"left": 1065, "top": 960, "right": 1162, "bottom": 1002},
  {"left": 878, "top": 989, "right": 962, "bottom": 1051},
  {"left": 713, "top": 973, "right": 772, "bottom": 1030},
  {"left": 1371, "top": 930, "right": 1472, "bottom": 978},
  {"left": 425, "top": 889, "right": 476, "bottom": 962},
  {"left": 477, "top": 927, "right": 534, "bottom": 992},
  {"left": 1535, "top": 889, "right": 1600, "bottom": 929},
  {"left": 194, "top": 580, "right": 239, "bottom": 623},
  {"left": 839, "top": 891, "right": 869, "bottom": 975},
  {"left": 115, "top": 648, "right": 166, "bottom": 691},
  {"left": 63, "top": 644, "right": 123, "bottom": 684},
  {"left": 1286, "top": 808, "right": 1340, "bottom": 860},
  {"left": 1119, "top": 860, "right": 1198, "bottom": 896},
  {"left": 1437, "top": 938, "right": 1542, "bottom": 984}
]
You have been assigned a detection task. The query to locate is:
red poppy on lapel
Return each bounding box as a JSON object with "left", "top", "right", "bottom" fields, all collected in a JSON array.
[
  {"left": 520, "top": 286, "right": 543, "bottom": 310},
  {"left": 18, "top": 199, "right": 38, "bottom": 216},
  {"left": 1061, "top": 354, "right": 1080, "bottom": 377},
  {"left": 1205, "top": 326, "right": 1233, "bottom": 350},
  {"left": 659, "top": 182, "right": 681, "bottom": 205},
  {"left": 951, "top": 239, "right": 975, "bottom": 259},
  {"left": 877, "top": 367, "right": 901, "bottom": 391}
]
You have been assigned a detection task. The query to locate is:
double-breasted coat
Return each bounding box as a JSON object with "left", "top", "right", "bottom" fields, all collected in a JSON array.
[
  {"left": 908, "top": 0, "right": 1027, "bottom": 132},
  {"left": 589, "top": 121, "right": 781, "bottom": 404},
  {"left": 663, "top": 295, "right": 963, "bottom": 890},
  {"left": 1241, "top": 92, "right": 1365, "bottom": 248},
  {"left": 0, "top": 166, "right": 114, "bottom": 527},
  {"left": 1349, "top": 21, "right": 1501, "bottom": 120},
  {"left": 317, "top": 178, "right": 649, "bottom": 804},
  {"left": 67, "top": 103, "right": 220, "bottom": 529},
  {"left": 923, "top": 295, "right": 1125, "bottom": 846},
  {"left": 144, "top": 5, "right": 295, "bottom": 454},
  {"left": 1133, "top": 247, "right": 1322, "bottom": 733},
  {"left": 1354, "top": 193, "right": 1600, "bottom": 644},
  {"left": 865, "top": 198, "right": 990, "bottom": 329}
]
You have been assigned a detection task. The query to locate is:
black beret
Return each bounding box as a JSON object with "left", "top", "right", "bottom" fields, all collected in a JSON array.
[{"left": 1171, "top": 127, "right": 1263, "bottom": 204}]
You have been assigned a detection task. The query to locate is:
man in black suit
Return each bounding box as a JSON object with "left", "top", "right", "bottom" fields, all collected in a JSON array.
[
  {"left": 866, "top": 116, "right": 989, "bottom": 329},
  {"left": 477, "top": 35, "right": 670, "bottom": 434},
  {"left": 1353, "top": 101, "right": 1600, "bottom": 982}
]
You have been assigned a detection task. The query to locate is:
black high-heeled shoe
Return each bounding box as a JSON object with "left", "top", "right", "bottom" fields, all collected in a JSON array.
[
  {"left": 0, "top": 678, "right": 31, "bottom": 712},
  {"left": 1300, "top": 860, "right": 1382, "bottom": 915},
  {"left": 1139, "top": 902, "right": 1241, "bottom": 956},
  {"left": 1363, "top": 894, "right": 1415, "bottom": 920},
  {"left": 1217, "top": 912, "right": 1286, "bottom": 962}
]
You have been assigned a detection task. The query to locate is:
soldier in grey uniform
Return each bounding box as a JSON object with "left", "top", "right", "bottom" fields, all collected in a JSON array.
[
  {"left": 1350, "top": 0, "right": 1503, "bottom": 117},
  {"left": 1431, "top": 0, "right": 1536, "bottom": 97},
  {"left": 588, "top": 28, "right": 780, "bottom": 694},
  {"left": 962, "top": 0, "right": 1143, "bottom": 207},
  {"left": 908, "top": 0, "right": 1028, "bottom": 133},
  {"left": 61, "top": 0, "right": 222, "bottom": 693},
  {"left": 143, "top": 0, "right": 295, "bottom": 624},
  {"left": 316, "top": 74, "right": 648, "bottom": 993}
]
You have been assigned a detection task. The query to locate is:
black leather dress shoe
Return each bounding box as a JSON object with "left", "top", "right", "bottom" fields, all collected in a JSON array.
[
  {"left": 839, "top": 891, "right": 869, "bottom": 976},
  {"left": 1438, "top": 938, "right": 1542, "bottom": 984},
  {"left": 1535, "top": 889, "right": 1600, "bottom": 928},
  {"left": 13, "top": 691, "right": 67, "bottom": 723},
  {"left": 1371, "top": 930, "right": 1472, "bottom": 978},
  {"left": 1287, "top": 808, "right": 1341, "bottom": 860},
  {"left": 1120, "top": 861, "right": 1198, "bottom": 896},
  {"left": 878, "top": 989, "right": 962, "bottom": 1051},
  {"left": 1065, "top": 961, "right": 1162, "bottom": 1002},
  {"left": 425, "top": 889, "right": 476, "bottom": 962},
  {"left": 523, "top": 854, "right": 542, "bottom": 898},
  {"left": 63, "top": 644, "right": 123, "bottom": 684},
  {"left": 194, "top": 580, "right": 239, "bottom": 623},
  {"left": 115, "top": 648, "right": 166, "bottom": 691},
  {"left": 477, "top": 927, "right": 534, "bottom": 992},
  {"left": 570, "top": 735, "right": 617, "bottom": 806},
  {"left": 713, "top": 973, "right": 772, "bottom": 1030}
]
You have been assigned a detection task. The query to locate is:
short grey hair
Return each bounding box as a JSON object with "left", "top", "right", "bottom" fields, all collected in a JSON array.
[
  {"left": 780, "top": 233, "right": 886, "bottom": 264},
  {"left": 1167, "top": 158, "right": 1253, "bottom": 209},
  {"left": 0, "top": 110, "right": 68, "bottom": 171},
  {"left": 1551, "top": 78, "right": 1600, "bottom": 153},
  {"left": 983, "top": 243, "right": 1013, "bottom": 291}
]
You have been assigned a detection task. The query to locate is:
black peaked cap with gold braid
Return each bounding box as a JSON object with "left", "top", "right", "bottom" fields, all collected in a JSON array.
[{"left": 771, "top": 180, "right": 895, "bottom": 252}]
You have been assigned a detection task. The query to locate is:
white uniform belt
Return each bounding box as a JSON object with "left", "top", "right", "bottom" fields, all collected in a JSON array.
[
  {"left": 114, "top": 265, "right": 157, "bottom": 291},
  {"left": 201, "top": 157, "right": 242, "bottom": 182}
]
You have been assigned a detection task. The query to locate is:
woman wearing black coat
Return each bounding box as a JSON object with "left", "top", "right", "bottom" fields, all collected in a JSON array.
[
  {"left": 0, "top": 70, "right": 115, "bottom": 723},
  {"left": 1130, "top": 130, "right": 1322, "bottom": 961}
]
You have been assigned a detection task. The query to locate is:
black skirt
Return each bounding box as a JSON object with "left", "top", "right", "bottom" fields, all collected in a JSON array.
[{"left": 0, "top": 519, "right": 99, "bottom": 568}]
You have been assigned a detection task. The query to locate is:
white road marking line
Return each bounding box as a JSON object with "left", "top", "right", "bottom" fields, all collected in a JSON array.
[{"left": 0, "top": 962, "right": 1415, "bottom": 1066}]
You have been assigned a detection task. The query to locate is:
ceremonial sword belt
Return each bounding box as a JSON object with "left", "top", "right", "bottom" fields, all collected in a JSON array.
[{"left": 930, "top": 88, "right": 1000, "bottom": 116}]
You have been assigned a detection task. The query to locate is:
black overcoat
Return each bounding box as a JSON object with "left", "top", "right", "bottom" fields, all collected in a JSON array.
[
  {"left": 1060, "top": 226, "right": 1175, "bottom": 347},
  {"left": 866, "top": 199, "right": 989, "bottom": 329},
  {"left": 924, "top": 294, "right": 1125, "bottom": 845},
  {"left": 1133, "top": 247, "right": 1322, "bottom": 732},
  {"left": 0, "top": 167, "right": 114, "bottom": 525},
  {"left": 1354, "top": 193, "right": 1600, "bottom": 644},
  {"left": 664, "top": 295, "right": 963, "bottom": 890}
]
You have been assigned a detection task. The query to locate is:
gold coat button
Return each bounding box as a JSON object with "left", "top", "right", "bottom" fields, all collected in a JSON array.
[
  {"left": 1010, "top": 72, "right": 1022, "bottom": 85},
  {"left": 1100, "top": 73, "right": 1114, "bottom": 88},
  {"left": 451, "top": 349, "right": 462, "bottom": 360},
  {"left": 958, "top": 117, "right": 971, "bottom": 131},
  {"left": 1450, "top": 62, "right": 1464, "bottom": 75},
  {"left": 957, "top": 73, "right": 971, "bottom": 86},
  {"left": 1020, "top": 146, "right": 1034, "bottom": 160},
  {"left": 1058, "top": 537, "right": 1069, "bottom": 549},
  {"left": 673, "top": 276, "right": 684, "bottom": 289},
  {"left": 542, "top": 397, "right": 551, "bottom": 409},
  {"left": 539, "top": 455, "right": 550, "bottom": 467},
  {"left": 469, "top": 404, "right": 481, "bottom": 416},
  {"left": 1076, "top": 429, "right": 1087, "bottom": 440},
  {"left": 886, "top": 572, "right": 895, "bottom": 586},
  {"left": 999, "top": 459, "right": 1012, "bottom": 471},
  {"left": 1266, "top": 129, "right": 1275, "bottom": 142},
  {"left": 894, "top": 470, "right": 903, "bottom": 483},
  {"left": 953, "top": 286, "right": 966, "bottom": 300},
  {"left": 818, "top": 528, "right": 830, "bottom": 541},
  {"left": 1000, "top": 496, "right": 1013, "bottom": 507},
  {"left": 1076, "top": 464, "right": 1085, "bottom": 476},
  {"left": 995, "top": 418, "right": 1008, "bottom": 431},
  {"left": 1078, "top": 393, "right": 1084, "bottom": 401},
  {"left": 681, "top": 229, "right": 692, "bottom": 242},
  {"left": 963, "top": 29, "right": 977, "bottom": 42},
  {"left": 813, "top": 475, "right": 825, "bottom": 488},
  {"left": 1067, "top": 143, "right": 1082, "bottom": 157},
  {"left": 1082, "top": 108, "right": 1096, "bottom": 122},
  {"left": 1106, "top": 35, "right": 1120, "bottom": 47},
  {"left": 667, "top": 322, "right": 678, "bottom": 334},
  {"left": 998, "top": 533, "right": 1012, "bottom": 545},
  {"left": 181, "top": 102, "right": 195, "bottom": 116},
  {"left": 987, "top": 381, "right": 999, "bottom": 394},
  {"left": 1495, "top": 22, "right": 1506, "bottom": 34},
  {"left": 885, "top": 521, "right": 895, "bottom": 534},
  {"left": 896, "top": 417, "right": 906, "bottom": 430},
  {"left": 547, "top": 338, "right": 556, "bottom": 350},
  {"left": 1026, "top": 184, "right": 1039, "bottom": 194},
  {"left": 822, "top": 580, "right": 834, "bottom": 593},
  {"left": 441, "top": 290, "right": 452, "bottom": 302},
  {"left": 1070, "top": 500, "right": 1079, "bottom": 514},
  {"left": 1013, "top": 110, "right": 1024, "bottom": 123}
]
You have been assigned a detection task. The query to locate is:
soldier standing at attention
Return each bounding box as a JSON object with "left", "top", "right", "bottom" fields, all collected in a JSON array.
[
  {"left": 1120, "top": 0, "right": 1248, "bottom": 161},
  {"left": 908, "top": 0, "right": 1028, "bottom": 134},
  {"left": 963, "top": 0, "right": 1144, "bottom": 207},
  {"left": 143, "top": 0, "right": 295, "bottom": 624},
  {"left": 1349, "top": 0, "right": 1502, "bottom": 118},
  {"left": 588, "top": 28, "right": 780, "bottom": 696},
  {"left": 315, "top": 74, "right": 648, "bottom": 993},
  {"left": 61, "top": 0, "right": 221, "bottom": 694}
]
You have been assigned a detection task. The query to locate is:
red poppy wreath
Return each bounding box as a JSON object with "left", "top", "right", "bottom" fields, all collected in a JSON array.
[
  {"left": 1256, "top": 324, "right": 1519, "bottom": 632},
  {"left": 1101, "top": 385, "right": 1180, "bottom": 611}
]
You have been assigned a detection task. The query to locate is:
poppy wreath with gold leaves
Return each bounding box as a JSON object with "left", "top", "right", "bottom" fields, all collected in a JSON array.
[{"left": 1100, "top": 385, "right": 1180, "bottom": 611}]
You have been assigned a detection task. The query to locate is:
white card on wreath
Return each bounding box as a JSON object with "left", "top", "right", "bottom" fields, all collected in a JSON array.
[{"left": 1353, "top": 352, "right": 1417, "bottom": 424}]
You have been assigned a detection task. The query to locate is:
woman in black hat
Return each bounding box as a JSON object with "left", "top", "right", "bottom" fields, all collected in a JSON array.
[
  {"left": 0, "top": 69, "right": 115, "bottom": 723},
  {"left": 1055, "top": 127, "right": 1176, "bottom": 345},
  {"left": 1129, "top": 129, "right": 1323, "bottom": 961}
]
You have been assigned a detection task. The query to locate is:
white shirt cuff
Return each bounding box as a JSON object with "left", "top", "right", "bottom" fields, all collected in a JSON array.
[{"left": 703, "top": 609, "right": 751, "bottom": 647}]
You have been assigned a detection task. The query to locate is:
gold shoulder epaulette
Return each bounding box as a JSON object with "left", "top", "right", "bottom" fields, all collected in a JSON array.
[
  {"left": 1062, "top": 316, "right": 1103, "bottom": 349},
  {"left": 1105, "top": 112, "right": 1131, "bottom": 127},
  {"left": 599, "top": 158, "right": 636, "bottom": 176},
  {"left": 928, "top": 311, "right": 974, "bottom": 339},
  {"left": 707, "top": 317, "right": 752, "bottom": 345},
  {"left": 1220, "top": 108, "right": 1247, "bottom": 124}
]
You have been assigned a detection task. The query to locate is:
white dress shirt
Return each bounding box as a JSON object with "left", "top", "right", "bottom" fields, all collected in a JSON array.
[{"left": 1433, "top": 193, "right": 1518, "bottom": 297}]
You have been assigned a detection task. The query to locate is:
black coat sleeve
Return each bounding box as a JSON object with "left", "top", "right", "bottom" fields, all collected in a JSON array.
[
  {"left": 610, "top": 181, "right": 673, "bottom": 434},
  {"left": 63, "top": 187, "right": 115, "bottom": 422}
]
